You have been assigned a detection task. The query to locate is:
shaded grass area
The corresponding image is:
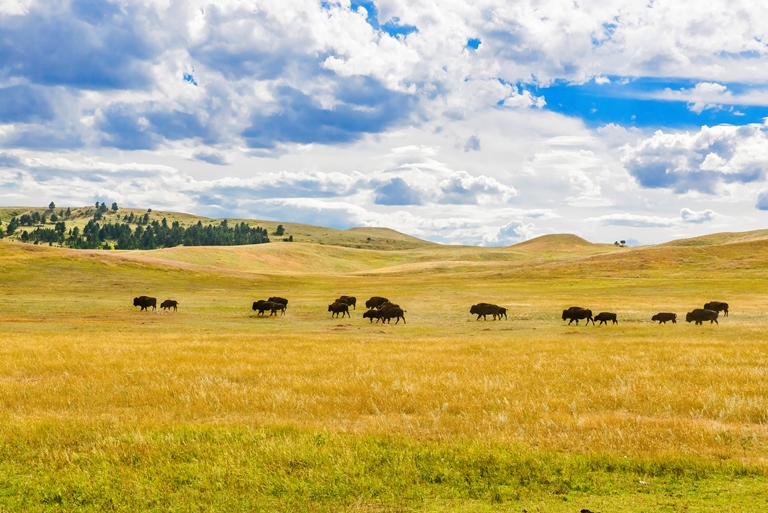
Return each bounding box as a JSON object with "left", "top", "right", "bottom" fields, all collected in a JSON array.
[{"left": 1, "top": 424, "right": 767, "bottom": 512}]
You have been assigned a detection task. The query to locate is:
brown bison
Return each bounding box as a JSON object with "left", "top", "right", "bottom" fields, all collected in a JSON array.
[
  {"left": 376, "top": 302, "right": 400, "bottom": 310},
  {"left": 160, "top": 299, "right": 178, "bottom": 311},
  {"left": 365, "top": 296, "right": 389, "bottom": 309},
  {"left": 470, "top": 303, "right": 506, "bottom": 320},
  {"left": 704, "top": 301, "right": 728, "bottom": 317},
  {"left": 253, "top": 300, "right": 282, "bottom": 316},
  {"left": 594, "top": 312, "right": 617, "bottom": 325},
  {"left": 562, "top": 306, "right": 594, "bottom": 325},
  {"left": 686, "top": 308, "right": 719, "bottom": 325},
  {"left": 268, "top": 297, "right": 288, "bottom": 309},
  {"left": 379, "top": 306, "right": 406, "bottom": 324},
  {"left": 133, "top": 296, "right": 156, "bottom": 311},
  {"left": 363, "top": 309, "right": 382, "bottom": 323},
  {"left": 651, "top": 312, "right": 677, "bottom": 324},
  {"left": 328, "top": 301, "right": 350, "bottom": 318},
  {"left": 336, "top": 296, "right": 357, "bottom": 309}
]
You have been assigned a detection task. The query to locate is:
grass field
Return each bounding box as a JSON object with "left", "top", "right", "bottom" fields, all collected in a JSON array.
[{"left": 2, "top": 228, "right": 768, "bottom": 511}]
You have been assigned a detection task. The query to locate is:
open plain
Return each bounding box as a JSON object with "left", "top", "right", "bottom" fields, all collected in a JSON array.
[{"left": 2, "top": 226, "right": 768, "bottom": 511}]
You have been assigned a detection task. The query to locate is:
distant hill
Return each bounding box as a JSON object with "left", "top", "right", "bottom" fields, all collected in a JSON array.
[
  {"left": 0, "top": 206, "right": 434, "bottom": 251},
  {"left": 659, "top": 229, "right": 768, "bottom": 247}
]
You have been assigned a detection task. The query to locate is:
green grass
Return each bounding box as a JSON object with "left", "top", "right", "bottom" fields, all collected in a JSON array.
[{"left": 2, "top": 229, "right": 768, "bottom": 511}]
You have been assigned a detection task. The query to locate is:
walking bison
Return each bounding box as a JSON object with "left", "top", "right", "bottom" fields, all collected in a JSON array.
[
  {"left": 562, "top": 306, "right": 594, "bottom": 325},
  {"left": 470, "top": 303, "right": 506, "bottom": 320},
  {"left": 133, "top": 296, "right": 156, "bottom": 311},
  {"left": 704, "top": 301, "right": 728, "bottom": 317},
  {"left": 594, "top": 312, "right": 617, "bottom": 325},
  {"left": 651, "top": 312, "right": 677, "bottom": 324},
  {"left": 160, "top": 299, "right": 178, "bottom": 311},
  {"left": 268, "top": 297, "right": 288, "bottom": 309},
  {"left": 365, "top": 296, "right": 389, "bottom": 309},
  {"left": 686, "top": 308, "right": 719, "bottom": 325},
  {"left": 328, "top": 301, "right": 350, "bottom": 318},
  {"left": 336, "top": 296, "right": 356, "bottom": 309}
]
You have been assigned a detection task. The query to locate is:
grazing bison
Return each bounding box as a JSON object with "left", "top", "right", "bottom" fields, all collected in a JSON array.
[
  {"left": 704, "top": 301, "right": 729, "bottom": 317},
  {"left": 686, "top": 308, "right": 719, "bottom": 325},
  {"left": 160, "top": 299, "right": 178, "bottom": 311},
  {"left": 651, "top": 312, "right": 677, "bottom": 324},
  {"left": 336, "top": 296, "right": 357, "bottom": 309},
  {"left": 470, "top": 303, "right": 506, "bottom": 321},
  {"left": 562, "top": 307, "right": 594, "bottom": 325},
  {"left": 379, "top": 306, "right": 406, "bottom": 324},
  {"left": 133, "top": 296, "right": 156, "bottom": 311},
  {"left": 252, "top": 299, "right": 268, "bottom": 311},
  {"left": 328, "top": 301, "right": 350, "bottom": 318},
  {"left": 594, "top": 312, "right": 617, "bottom": 325},
  {"left": 363, "top": 309, "right": 382, "bottom": 323},
  {"left": 268, "top": 297, "right": 288, "bottom": 309},
  {"left": 365, "top": 296, "right": 389, "bottom": 309}
]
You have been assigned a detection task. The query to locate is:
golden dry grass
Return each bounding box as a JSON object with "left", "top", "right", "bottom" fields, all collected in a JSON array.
[{"left": 1, "top": 232, "right": 768, "bottom": 510}]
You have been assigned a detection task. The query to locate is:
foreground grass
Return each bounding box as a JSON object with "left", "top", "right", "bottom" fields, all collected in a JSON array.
[
  {"left": 2, "top": 239, "right": 768, "bottom": 510},
  {"left": 2, "top": 425, "right": 767, "bottom": 512}
]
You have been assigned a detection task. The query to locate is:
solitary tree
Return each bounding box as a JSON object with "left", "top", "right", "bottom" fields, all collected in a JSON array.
[
  {"left": 111, "top": 202, "right": 119, "bottom": 212},
  {"left": 48, "top": 201, "right": 55, "bottom": 210},
  {"left": 275, "top": 224, "right": 285, "bottom": 236}
]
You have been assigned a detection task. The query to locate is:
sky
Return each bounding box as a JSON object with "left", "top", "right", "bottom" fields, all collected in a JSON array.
[{"left": 2, "top": 0, "right": 768, "bottom": 246}]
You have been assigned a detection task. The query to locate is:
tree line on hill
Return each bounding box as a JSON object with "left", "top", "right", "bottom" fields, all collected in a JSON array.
[{"left": 0, "top": 202, "right": 284, "bottom": 249}]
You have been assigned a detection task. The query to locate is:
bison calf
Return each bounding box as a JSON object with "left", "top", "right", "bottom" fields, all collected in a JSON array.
[
  {"left": 651, "top": 312, "right": 677, "bottom": 324},
  {"left": 160, "top": 299, "right": 178, "bottom": 311},
  {"left": 594, "top": 312, "right": 617, "bottom": 325}
]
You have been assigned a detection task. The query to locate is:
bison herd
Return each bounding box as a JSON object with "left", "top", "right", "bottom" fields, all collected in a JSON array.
[{"left": 133, "top": 293, "right": 730, "bottom": 328}]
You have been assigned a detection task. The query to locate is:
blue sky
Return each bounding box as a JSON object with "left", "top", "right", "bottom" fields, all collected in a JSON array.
[{"left": 1, "top": 0, "right": 768, "bottom": 245}]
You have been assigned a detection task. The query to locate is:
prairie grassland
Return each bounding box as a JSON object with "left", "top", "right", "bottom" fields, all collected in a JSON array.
[{"left": 1, "top": 237, "right": 768, "bottom": 511}]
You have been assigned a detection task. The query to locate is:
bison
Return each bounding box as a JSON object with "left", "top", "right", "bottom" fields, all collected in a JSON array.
[
  {"left": 365, "top": 296, "right": 389, "bottom": 309},
  {"left": 253, "top": 300, "right": 281, "bottom": 316},
  {"left": 328, "top": 301, "right": 350, "bottom": 318},
  {"left": 376, "top": 302, "right": 400, "bottom": 310},
  {"left": 336, "top": 296, "right": 357, "bottom": 309},
  {"left": 686, "top": 308, "right": 719, "bottom": 325},
  {"left": 160, "top": 299, "right": 178, "bottom": 311},
  {"left": 704, "top": 301, "right": 729, "bottom": 317},
  {"left": 363, "top": 309, "right": 382, "bottom": 323},
  {"left": 133, "top": 296, "right": 156, "bottom": 311},
  {"left": 562, "top": 306, "right": 594, "bottom": 325},
  {"left": 379, "top": 306, "right": 406, "bottom": 324},
  {"left": 470, "top": 303, "right": 506, "bottom": 320},
  {"left": 651, "top": 312, "right": 677, "bottom": 324},
  {"left": 268, "top": 297, "right": 288, "bottom": 309},
  {"left": 594, "top": 312, "right": 617, "bottom": 325}
]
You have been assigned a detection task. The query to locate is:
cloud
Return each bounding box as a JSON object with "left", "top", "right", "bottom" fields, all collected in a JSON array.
[
  {"left": 756, "top": 191, "right": 768, "bottom": 211},
  {"left": 374, "top": 178, "right": 423, "bottom": 205},
  {"left": 0, "top": 85, "right": 54, "bottom": 123},
  {"left": 463, "top": 135, "right": 480, "bottom": 152},
  {"left": 241, "top": 80, "right": 415, "bottom": 148},
  {"left": 622, "top": 124, "right": 768, "bottom": 193},
  {"left": 481, "top": 220, "right": 534, "bottom": 246},
  {"left": 192, "top": 151, "right": 229, "bottom": 166},
  {"left": 96, "top": 104, "right": 211, "bottom": 150},
  {"left": 590, "top": 213, "right": 676, "bottom": 228},
  {"left": 680, "top": 207, "right": 715, "bottom": 223},
  {"left": 0, "top": 2, "right": 153, "bottom": 90},
  {"left": 438, "top": 171, "right": 517, "bottom": 204}
]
